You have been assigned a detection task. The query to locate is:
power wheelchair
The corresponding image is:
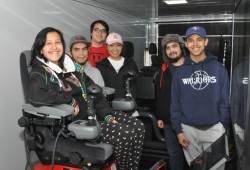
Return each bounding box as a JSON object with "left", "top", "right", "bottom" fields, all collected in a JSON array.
[
  {"left": 18, "top": 50, "right": 168, "bottom": 170},
  {"left": 18, "top": 50, "right": 114, "bottom": 170}
]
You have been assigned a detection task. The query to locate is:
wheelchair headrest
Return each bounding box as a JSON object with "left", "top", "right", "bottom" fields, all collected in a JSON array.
[
  {"left": 151, "top": 54, "right": 164, "bottom": 67},
  {"left": 148, "top": 43, "right": 164, "bottom": 67},
  {"left": 121, "top": 41, "right": 134, "bottom": 58},
  {"left": 20, "top": 50, "right": 32, "bottom": 103},
  {"left": 149, "top": 43, "right": 157, "bottom": 55}
]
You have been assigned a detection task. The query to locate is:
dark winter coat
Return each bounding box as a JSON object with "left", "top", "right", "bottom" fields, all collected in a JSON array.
[
  {"left": 155, "top": 64, "right": 176, "bottom": 124},
  {"left": 96, "top": 57, "right": 138, "bottom": 98},
  {"left": 29, "top": 55, "right": 113, "bottom": 121}
]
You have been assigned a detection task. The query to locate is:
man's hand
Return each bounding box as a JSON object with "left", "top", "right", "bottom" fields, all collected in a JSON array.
[
  {"left": 177, "top": 133, "right": 190, "bottom": 150},
  {"left": 157, "top": 120, "right": 164, "bottom": 128}
]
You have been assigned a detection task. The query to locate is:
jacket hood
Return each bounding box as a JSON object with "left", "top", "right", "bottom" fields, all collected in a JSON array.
[
  {"left": 34, "top": 53, "right": 75, "bottom": 73},
  {"left": 184, "top": 52, "right": 218, "bottom": 65}
]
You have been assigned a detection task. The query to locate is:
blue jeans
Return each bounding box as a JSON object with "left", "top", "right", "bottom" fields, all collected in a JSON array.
[{"left": 164, "top": 124, "right": 185, "bottom": 170}]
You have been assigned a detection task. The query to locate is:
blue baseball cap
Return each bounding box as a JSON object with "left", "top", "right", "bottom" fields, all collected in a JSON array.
[{"left": 185, "top": 26, "right": 207, "bottom": 38}]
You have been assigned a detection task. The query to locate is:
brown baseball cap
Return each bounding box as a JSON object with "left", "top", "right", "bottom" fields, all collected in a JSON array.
[{"left": 69, "top": 35, "right": 91, "bottom": 49}]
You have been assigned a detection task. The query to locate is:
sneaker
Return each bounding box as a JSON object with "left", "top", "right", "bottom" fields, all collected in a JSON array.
[{"left": 111, "top": 162, "right": 117, "bottom": 170}]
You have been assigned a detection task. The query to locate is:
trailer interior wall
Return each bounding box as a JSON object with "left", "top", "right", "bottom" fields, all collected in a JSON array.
[{"left": 0, "top": 0, "right": 147, "bottom": 169}]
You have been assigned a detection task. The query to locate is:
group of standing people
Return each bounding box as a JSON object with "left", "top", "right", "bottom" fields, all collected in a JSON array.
[
  {"left": 27, "top": 18, "right": 229, "bottom": 170},
  {"left": 156, "top": 26, "right": 230, "bottom": 170}
]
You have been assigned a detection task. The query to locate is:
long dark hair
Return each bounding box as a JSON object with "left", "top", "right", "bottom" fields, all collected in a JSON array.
[{"left": 30, "top": 27, "right": 66, "bottom": 68}]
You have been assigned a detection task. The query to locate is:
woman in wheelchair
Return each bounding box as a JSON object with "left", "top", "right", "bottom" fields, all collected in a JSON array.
[{"left": 28, "top": 27, "right": 145, "bottom": 170}]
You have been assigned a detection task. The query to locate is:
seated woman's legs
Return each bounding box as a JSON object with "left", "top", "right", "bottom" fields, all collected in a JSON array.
[
  {"left": 100, "top": 111, "right": 145, "bottom": 170},
  {"left": 114, "top": 111, "right": 145, "bottom": 169}
]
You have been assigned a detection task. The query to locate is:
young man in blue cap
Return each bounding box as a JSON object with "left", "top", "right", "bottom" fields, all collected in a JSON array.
[{"left": 171, "top": 26, "right": 230, "bottom": 169}]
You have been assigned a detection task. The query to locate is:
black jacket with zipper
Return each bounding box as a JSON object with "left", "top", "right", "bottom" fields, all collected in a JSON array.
[
  {"left": 96, "top": 57, "right": 138, "bottom": 98},
  {"left": 155, "top": 64, "right": 176, "bottom": 124},
  {"left": 29, "top": 56, "right": 113, "bottom": 121}
]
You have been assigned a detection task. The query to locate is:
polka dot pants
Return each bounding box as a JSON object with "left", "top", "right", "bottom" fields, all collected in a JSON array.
[{"left": 100, "top": 111, "right": 145, "bottom": 170}]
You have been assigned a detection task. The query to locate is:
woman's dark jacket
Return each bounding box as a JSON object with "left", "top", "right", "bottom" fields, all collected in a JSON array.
[
  {"left": 96, "top": 57, "right": 138, "bottom": 98},
  {"left": 29, "top": 54, "right": 113, "bottom": 121}
]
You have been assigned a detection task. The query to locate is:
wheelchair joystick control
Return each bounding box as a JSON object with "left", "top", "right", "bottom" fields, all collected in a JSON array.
[
  {"left": 68, "top": 84, "right": 102, "bottom": 140},
  {"left": 112, "top": 70, "right": 138, "bottom": 113},
  {"left": 86, "top": 94, "right": 96, "bottom": 126},
  {"left": 124, "top": 70, "right": 137, "bottom": 96},
  {"left": 86, "top": 84, "right": 102, "bottom": 126}
]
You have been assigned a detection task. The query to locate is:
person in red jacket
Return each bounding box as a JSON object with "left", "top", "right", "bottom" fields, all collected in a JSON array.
[{"left": 88, "top": 20, "right": 109, "bottom": 67}]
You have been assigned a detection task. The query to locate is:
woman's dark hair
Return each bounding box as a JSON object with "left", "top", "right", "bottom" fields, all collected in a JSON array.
[
  {"left": 30, "top": 27, "right": 66, "bottom": 68},
  {"left": 90, "top": 20, "right": 109, "bottom": 39}
]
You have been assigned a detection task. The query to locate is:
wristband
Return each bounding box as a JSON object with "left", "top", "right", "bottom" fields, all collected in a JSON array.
[
  {"left": 69, "top": 98, "right": 77, "bottom": 108},
  {"left": 105, "top": 115, "right": 114, "bottom": 123}
]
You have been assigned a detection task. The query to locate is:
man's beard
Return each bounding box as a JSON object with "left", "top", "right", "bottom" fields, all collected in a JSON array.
[{"left": 167, "top": 54, "right": 182, "bottom": 63}]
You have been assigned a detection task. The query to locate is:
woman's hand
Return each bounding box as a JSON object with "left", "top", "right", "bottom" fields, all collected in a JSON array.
[
  {"left": 111, "top": 119, "right": 118, "bottom": 124},
  {"left": 72, "top": 104, "right": 79, "bottom": 116},
  {"left": 105, "top": 115, "right": 118, "bottom": 124}
]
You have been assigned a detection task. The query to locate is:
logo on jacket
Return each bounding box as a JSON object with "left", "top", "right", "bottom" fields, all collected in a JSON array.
[
  {"left": 242, "top": 77, "right": 248, "bottom": 84},
  {"left": 182, "top": 70, "right": 216, "bottom": 90}
]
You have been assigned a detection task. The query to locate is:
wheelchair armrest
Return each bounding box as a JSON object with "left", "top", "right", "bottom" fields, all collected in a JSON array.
[
  {"left": 102, "top": 87, "right": 115, "bottom": 104},
  {"left": 22, "top": 103, "right": 74, "bottom": 119},
  {"left": 137, "top": 110, "right": 165, "bottom": 142},
  {"left": 102, "top": 86, "right": 115, "bottom": 96},
  {"left": 112, "top": 97, "right": 136, "bottom": 112}
]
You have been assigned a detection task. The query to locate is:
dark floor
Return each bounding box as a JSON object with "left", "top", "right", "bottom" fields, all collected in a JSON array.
[{"left": 139, "top": 156, "right": 169, "bottom": 170}]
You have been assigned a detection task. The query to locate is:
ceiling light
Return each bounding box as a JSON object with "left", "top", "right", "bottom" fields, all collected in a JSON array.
[{"left": 163, "top": 0, "right": 188, "bottom": 5}]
